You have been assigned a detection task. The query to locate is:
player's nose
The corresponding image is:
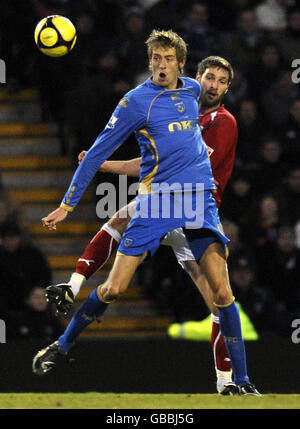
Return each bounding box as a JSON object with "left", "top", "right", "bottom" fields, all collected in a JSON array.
[{"left": 159, "top": 58, "right": 167, "bottom": 68}]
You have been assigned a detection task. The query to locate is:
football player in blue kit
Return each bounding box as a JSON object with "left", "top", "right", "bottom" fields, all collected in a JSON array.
[{"left": 32, "top": 30, "right": 259, "bottom": 396}]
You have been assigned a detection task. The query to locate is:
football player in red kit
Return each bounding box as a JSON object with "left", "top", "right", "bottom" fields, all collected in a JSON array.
[{"left": 44, "top": 56, "right": 239, "bottom": 395}]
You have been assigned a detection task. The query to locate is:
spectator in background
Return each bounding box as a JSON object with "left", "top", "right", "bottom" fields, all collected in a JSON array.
[
  {"left": 0, "top": 222, "right": 52, "bottom": 318},
  {"left": 279, "top": 97, "right": 300, "bottom": 166},
  {"left": 255, "top": 0, "right": 290, "bottom": 33},
  {"left": 178, "top": 2, "right": 221, "bottom": 76},
  {"left": 222, "top": 218, "right": 256, "bottom": 263},
  {"left": 118, "top": 7, "right": 149, "bottom": 77},
  {"left": 235, "top": 99, "right": 264, "bottom": 166},
  {"left": 241, "top": 194, "right": 283, "bottom": 252},
  {"left": 220, "top": 8, "right": 268, "bottom": 73},
  {"left": 224, "top": 67, "right": 249, "bottom": 116},
  {"left": 273, "top": 5, "right": 300, "bottom": 64},
  {"left": 260, "top": 68, "right": 300, "bottom": 128},
  {"left": 69, "top": 0, "right": 123, "bottom": 41},
  {"left": 8, "top": 286, "right": 64, "bottom": 342},
  {"left": 253, "top": 136, "right": 287, "bottom": 193},
  {"left": 64, "top": 45, "right": 131, "bottom": 159},
  {"left": 277, "top": 164, "right": 300, "bottom": 227},
  {"left": 248, "top": 42, "right": 287, "bottom": 102},
  {"left": 221, "top": 170, "right": 256, "bottom": 227},
  {"left": 256, "top": 226, "right": 300, "bottom": 317},
  {"left": 145, "top": 0, "right": 183, "bottom": 34},
  {"left": 30, "top": 0, "right": 70, "bottom": 17},
  {"left": 0, "top": 190, "right": 29, "bottom": 239},
  {"left": 228, "top": 251, "right": 275, "bottom": 336}
]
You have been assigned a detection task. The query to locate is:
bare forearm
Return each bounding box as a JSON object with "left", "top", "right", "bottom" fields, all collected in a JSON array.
[{"left": 99, "top": 158, "right": 141, "bottom": 177}]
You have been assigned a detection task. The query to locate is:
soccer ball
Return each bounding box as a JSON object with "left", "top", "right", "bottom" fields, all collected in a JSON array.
[{"left": 34, "top": 15, "right": 76, "bottom": 57}]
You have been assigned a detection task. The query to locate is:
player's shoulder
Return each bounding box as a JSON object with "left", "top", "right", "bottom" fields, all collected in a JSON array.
[
  {"left": 117, "top": 80, "right": 154, "bottom": 111},
  {"left": 215, "top": 105, "right": 237, "bottom": 128},
  {"left": 181, "top": 77, "right": 201, "bottom": 94}
]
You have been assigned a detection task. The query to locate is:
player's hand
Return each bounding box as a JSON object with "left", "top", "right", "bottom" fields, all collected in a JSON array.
[
  {"left": 42, "top": 207, "right": 68, "bottom": 230},
  {"left": 78, "top": 150, "right": 87, "bottom": 165},
  {"left": 78, "top": 149, "right": 108, "bottom": 172}
]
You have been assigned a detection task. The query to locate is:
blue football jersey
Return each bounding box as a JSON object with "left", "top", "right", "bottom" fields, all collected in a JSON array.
[{"left": 61, "top": 77, "right": 215, "bottom": 210}]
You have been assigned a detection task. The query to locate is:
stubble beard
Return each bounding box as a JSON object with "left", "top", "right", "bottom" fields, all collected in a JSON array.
[{"left": 200, "top": 92, "right": 224, "bottom": 110}]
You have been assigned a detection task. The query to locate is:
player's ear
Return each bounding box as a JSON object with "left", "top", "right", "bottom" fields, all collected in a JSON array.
[
  {"left": 195, "top": 72, "right": 201, "bottom": 82},
  {"left": 224, "top": 83, "right": 230, "bottom": 94},
  {"left": 179, "top": 58, "right": 186, "bottom": 73}
]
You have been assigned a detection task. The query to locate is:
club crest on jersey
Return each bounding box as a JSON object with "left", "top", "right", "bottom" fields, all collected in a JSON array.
[
  {"left": 124, "top": 238, "right": 133, "bottom": 247},
  {"left": 174, "top": 101, "right": 185, "bottom": 113}
]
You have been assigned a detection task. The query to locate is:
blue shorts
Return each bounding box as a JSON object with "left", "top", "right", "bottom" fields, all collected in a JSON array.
[{"left": 118, "top": 190, "right": 229, "bottom": 258}]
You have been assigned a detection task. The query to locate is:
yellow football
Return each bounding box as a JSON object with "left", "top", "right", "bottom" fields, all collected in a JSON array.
[{"left": 34, "top": 15, "right": 76, "bottom": 57}]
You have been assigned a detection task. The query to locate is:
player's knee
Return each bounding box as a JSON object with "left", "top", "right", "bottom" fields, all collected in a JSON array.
[
  {"left": 98, "top": 282, "right": 121, "bottom": 303},
  {"left": 213, "top": 286, "right": 233, "bottom": 307}
]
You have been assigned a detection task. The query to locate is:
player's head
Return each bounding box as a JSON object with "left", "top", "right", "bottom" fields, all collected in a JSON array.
[
  {"left": 196, "top": 56, "right": 234, "bottom": 109},
  {"left": 146, "top": 29, "right": 187, "bottom": 90}
]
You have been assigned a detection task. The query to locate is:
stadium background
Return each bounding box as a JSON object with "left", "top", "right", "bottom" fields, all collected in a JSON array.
[{"left": 0, "top": 0, "right": 300, "bottom": 394}]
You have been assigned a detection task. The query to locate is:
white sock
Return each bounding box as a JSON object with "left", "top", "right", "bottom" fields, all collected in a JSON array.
[
  {"left": 216, "top": 369, "right": 233, "bottom": 393},
  {"left": 211, "top": 313, "right": 219, "bottom": 324},
  {"left": 211, "top": 314, "right": 233, "bottom": 391},
  {"left": 68, "top": 272, "right": 86, "bottom": 297}
]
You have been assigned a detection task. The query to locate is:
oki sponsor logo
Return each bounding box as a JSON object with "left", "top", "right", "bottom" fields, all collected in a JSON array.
[{"left": 168, "top": 119, "right": 199, "bottom": 132}]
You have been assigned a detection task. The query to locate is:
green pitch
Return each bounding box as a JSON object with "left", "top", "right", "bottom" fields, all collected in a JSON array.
[{"left": 0, "top": 393, "right": 299, "bottom": 409}]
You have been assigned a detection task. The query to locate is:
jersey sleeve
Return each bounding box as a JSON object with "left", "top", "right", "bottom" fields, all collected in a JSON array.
[{"left": 61, "top": 93, "right": 146, "bottom": 211}]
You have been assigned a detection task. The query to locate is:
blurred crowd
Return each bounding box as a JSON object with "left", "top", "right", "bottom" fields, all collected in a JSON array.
[{"left": 0, "top": 0, "right": 300, "bottom": 340}]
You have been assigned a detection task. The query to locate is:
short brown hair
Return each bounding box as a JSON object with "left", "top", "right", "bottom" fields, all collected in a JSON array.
[
  {"left": 197, "top": 56, "right": 234, "bottom": 84},
  {"left": 146, "top": 29, "right": 187, "bottom": 72}
]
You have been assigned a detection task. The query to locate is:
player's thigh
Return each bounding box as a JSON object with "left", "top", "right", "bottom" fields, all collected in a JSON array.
[
  {"left": 104, "top": 251, "right": 146, "bottom": 295},
  {"left": 108, "top": 200, "right": 136, "bottom": 234}
]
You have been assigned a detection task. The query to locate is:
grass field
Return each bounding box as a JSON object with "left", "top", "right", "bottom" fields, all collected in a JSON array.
[{"left": 0, "top": 393, "right": 299, "bottom": 409}]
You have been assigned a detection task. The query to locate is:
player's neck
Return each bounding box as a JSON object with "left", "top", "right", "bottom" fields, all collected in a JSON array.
[{"left": 199, "top": 103, "right": 221, "bottom": 115}]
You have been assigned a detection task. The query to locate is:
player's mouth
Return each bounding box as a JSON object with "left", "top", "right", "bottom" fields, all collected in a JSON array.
[
  {"left": 207, "top": 91, "right": 217, "bottom": 98},
  {"left": 159, "top": 72, "right": 167, "bottom": 80}
]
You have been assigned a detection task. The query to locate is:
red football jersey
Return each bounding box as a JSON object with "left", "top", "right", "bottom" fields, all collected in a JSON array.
[{"left": 200, "top": 104, "right": 238, "bottom": 208}]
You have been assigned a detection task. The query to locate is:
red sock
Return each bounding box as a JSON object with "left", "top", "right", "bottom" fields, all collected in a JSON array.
[
  {"left": 76, "top": 229, "right": 119, "bottom": 280},
  {"left": 211, "top": 320, "right": 232, "bottom": 372}
]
